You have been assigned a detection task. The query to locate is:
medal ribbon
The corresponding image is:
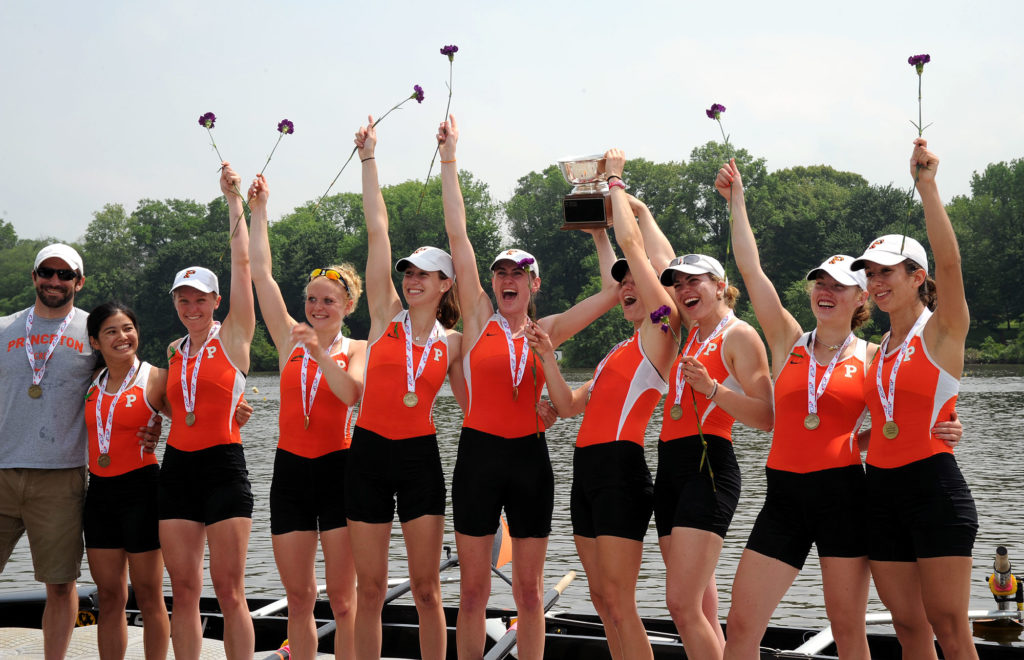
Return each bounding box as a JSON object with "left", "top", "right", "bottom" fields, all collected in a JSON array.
[
  {"left": 94, "top": 359, "right": 140, "bottom": 458},
  {"left": 875, "top": 309, "right": 932, "bottom": 425},
  {"left": 403, "top": 312, "right": 443, "bottom": 394},
  {"left": 179, "top": 322, "right": 220, "bottom": 418},
  {"left": 300, "top": 332, "right": 345, "bottom": 423},
  {"left": 673, "top": 312, "right": 732, "bottom": 406},
  {"left": 587, "top": 334, "right": 635, "bottom": 400},
  {"left": 497, "top": 314, "right": 530, "bottom": 391},
  {"left": 806, "top": 330, "right": 854, "bottom": 416},
  {"left": 24, "top": 308, "right": 76, "bottom": 388}
]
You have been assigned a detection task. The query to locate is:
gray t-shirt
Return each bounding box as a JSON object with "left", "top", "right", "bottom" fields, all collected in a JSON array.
[{"left": 0, "top": 306, "right": 96, "bottom": 468}]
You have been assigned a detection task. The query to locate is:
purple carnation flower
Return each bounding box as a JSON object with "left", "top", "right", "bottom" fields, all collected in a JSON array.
[
  {"left": 650, "top": 304, "right": 672, "bottom": 324},
  {"left": 198, "top": 112, "right": 216, "bottom": 129},
  {"left": 277, "top": 119, "right": 295, "bottom": 135},
  {"left": 413, "top": 84, "right": 425, "bottom": 103},
  {"left": 660, "top": 323, "right": 670, "bottom": 334},
  {"left": 516, "top": 257, "right": 535, "bottom": 270},
  {"left": 705, "top": 103, "right": 726, "bottom": 120},
  {"left": 440, "top": 44, "right": 459, "bottom": 61},
  {"left": 908, "top": 53, "right": 931, "bottom": 74}
]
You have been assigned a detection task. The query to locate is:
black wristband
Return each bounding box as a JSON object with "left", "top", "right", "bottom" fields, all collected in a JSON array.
[
  {"left": 607, "top": 175, "right": 622, "bottom": 182},
  {"left": 361, "top": 156, "right": 375, "bottom": 163}
]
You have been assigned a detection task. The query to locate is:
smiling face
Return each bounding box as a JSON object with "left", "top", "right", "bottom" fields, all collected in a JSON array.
[
  {"left": 617, "top": 271, "right": 646, "bottom": 323},
  {"left": 490, "top": 260, "right": 538, "bottom": 316},
  {"left": 401, "top": 266, "right": 449, "bottom": 309},
  {"left": 89, "top": 311, "right": 139, "bottom": 364},
  {"left": 172, "top": 286, "right": 221, "bottom": 332},
  {"left": 671, "top": 271, "right": 725, "bottom": 321},
  {"left": 810, "top": 273, "right": 867, "bottom": 323},
  {"left": 862, "top": 259, "right": 924, "bottom": 313},
  {"left": 32, "top": 257, "right": 84, "bottom": 310},
  {"left": 304, "top": 277, "right": 351, "bottom": 330}
]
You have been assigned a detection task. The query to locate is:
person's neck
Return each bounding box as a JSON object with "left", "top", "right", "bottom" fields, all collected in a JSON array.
[
  {"left": 499, "top": 309, "right": 529, "bottom": 336},
  {"left": 186, "top": 322, "right": 215, "bottom": 354},
  {"left": 33, "top": 299, "right": 73, "bottom": 320},
  {"left": 694, "top": 305, "right": 729, "bottom": 339},
  {"left": 104, "top": 356, "right": 138, "bottom": 391},
  {"left": 316, "top": 325, "right": 344, "bottom": 350},
  {"left": 813, "top": 319, "right": 852, "bottom": 349},
  {"left": 407, "top": 306, "right": 439, "bottom": 341},
  {"left": 886, "top": 301, "right": 926, "bottom": 348}
]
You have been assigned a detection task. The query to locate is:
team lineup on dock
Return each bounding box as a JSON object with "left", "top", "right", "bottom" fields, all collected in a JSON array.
[{"left": 0, "top": 106, "right": 984, "bottom": 660}]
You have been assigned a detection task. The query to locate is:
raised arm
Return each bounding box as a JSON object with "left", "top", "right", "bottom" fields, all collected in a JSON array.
[
  {"left": 916, "top": 139, "right": 969, "bottom": 377},
  {"left": 219, "top": 162, "right": 255, "bottom": 372},
  {"left": 719, "top": 159, "right": 801, "bottom": 367},
  {"left": 439, "top": 115, "right": 492, "bottom": 341},
  {"left": 631, "top": 194, "right": 676, "bottom": 275},
  {"left": 248, "top": 174, "right": 297, "bottom": 362},
  {"left": 358, "top": 116, "right": 403, "bottom": 341}
]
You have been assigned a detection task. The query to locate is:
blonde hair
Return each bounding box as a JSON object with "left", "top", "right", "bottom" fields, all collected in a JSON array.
[
  {"left": 305, "top": 263, "right": 363, "bottom": 315},
  {"left": 711, "top": 275, "right": 740, "bottom": 309}
]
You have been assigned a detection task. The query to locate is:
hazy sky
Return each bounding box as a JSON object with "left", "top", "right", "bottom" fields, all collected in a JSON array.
[{"left": 2, "top": 1, "right": 1022, "bottom": 242}]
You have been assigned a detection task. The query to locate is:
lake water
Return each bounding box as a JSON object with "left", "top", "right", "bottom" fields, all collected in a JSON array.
[{"left": 2, "top": 364, "right": 1021, "bottom": 633}]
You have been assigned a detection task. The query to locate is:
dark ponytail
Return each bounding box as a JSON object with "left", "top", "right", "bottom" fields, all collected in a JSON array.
[
  {"left": 904, "top": 261, "right": 936, "bottom": 311},
  {"left": 437, "top": 276, "right": 461, "bottom": 329}
]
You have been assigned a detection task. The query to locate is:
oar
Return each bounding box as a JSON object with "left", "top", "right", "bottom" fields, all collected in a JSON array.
[
  {"left": 250, "top": 583, "right": 327, "bottom": 618},
  {"left": 491, "top": 515, "right": 513, "bottom": 587},
  {"left": 482, "top": 570, "right": 576, "bottom": 660}
]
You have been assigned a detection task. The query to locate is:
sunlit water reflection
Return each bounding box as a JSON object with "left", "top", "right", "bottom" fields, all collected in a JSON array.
[{"left": 2, "top": 365, "right": 1020, "bottom": 633}]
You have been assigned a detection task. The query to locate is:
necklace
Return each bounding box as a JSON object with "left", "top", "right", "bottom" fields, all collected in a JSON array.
[{"left": 815, "top": 336, "right": 842, "bottom": 351}]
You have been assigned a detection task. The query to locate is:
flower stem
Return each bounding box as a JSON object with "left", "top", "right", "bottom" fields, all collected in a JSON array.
[
  {"left": 901, "top": 73, "right": 925, "bottom": 252},
  {"left": 417, "top": 64, "right": 454, "bottom": 214},
  {"left": 311, "top": 96, "right": 415, "bottom": 217},
  {"left": 258, "top": 133, "right": 285, "bottom": 179},
  {"left": 690, "top": 389, "right": 716, "bottom": 491}
]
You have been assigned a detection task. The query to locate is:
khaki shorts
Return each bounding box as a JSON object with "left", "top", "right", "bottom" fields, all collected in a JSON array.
[{"left": 0, "top": 467, "right": 86, "bottom": 583}]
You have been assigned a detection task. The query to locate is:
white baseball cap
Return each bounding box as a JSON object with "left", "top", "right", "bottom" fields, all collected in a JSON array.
[
  {"left": 806, "top": 255, "right": 867, "bottom": 290},
  {"left": 851, "top": 235, "right": 929, "bottom": 275},
  {"left": 491, "top": 249, "right": 539, "bottom": 278},
  {"left": 395, "top": 246, "right": 455, "bottom": 280},
  {"left": 34, "top": 244, "right": 84, "bottom": 275},
  {"left": 659, "top": 254, "right": 725, "bottom": 286},
  {"left": 169, "top": 266, "right": 219, "bottom": 294}
]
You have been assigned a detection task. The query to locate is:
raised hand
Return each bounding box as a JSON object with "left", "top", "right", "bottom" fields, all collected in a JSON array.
[
  {"left": 715, "top": 158, "right": 743, "bottom": 200},
  {"left": 248, "top": 174, "right": 269, "bottom": 211},
  {"left": 911, "top": 137, "right": 939, "bottom": 185},
  {"left": 438, "top": 114, "right": 459, "bottom": 162},
  {"left": 220, "top": 161, "right": 242, "bottom": 197},
  {"left": 603, "top": 148, "right": 626, "bottom": 179},
  {"left": 355, "top": 115, "right": 377, "bottom": 160}
]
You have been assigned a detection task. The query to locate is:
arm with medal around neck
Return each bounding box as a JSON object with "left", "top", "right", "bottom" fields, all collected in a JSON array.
[
  {"left": 915, "top": 139, "right": 969, "bottom": 378},
  {"left": 438, "top": 115, "right": 493, "bottom": 345},
  {"left": 681, "top": 321, "right": 774, "bottom": 431},
  {"left": 526, "top": 320, "right": 587, "bottom": 417},
  {"left": 248, "top": 171, "right": 299, "bottom": 364},
  {"left": 719, "top": 159, "right": 801, "bottom": 374},
  {"left": 540, "top": 225, "right": 620, "bottom": 349},
  {"left": 217, "top": 163, "right": 256, "bottom": 373},
  {"left": 290, "top": 323, "right": 362, "bottom": 406},
  {"left": 358, "top": 116, "right": 404, "bottom": 344}
]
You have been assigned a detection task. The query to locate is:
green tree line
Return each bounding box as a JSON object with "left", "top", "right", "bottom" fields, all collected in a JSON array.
[{"left": 2, "top": 143, "right": 1022, "bottom": 369}]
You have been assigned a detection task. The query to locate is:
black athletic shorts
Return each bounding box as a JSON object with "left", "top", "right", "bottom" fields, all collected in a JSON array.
[
  {"left": 571, "top": 442, "right": 653, "bottom": 541},
  {"left": 654, "top": 434, "right": 741, "bottom": 539},
  {"left": 345, "top": 426, "right": 445, "bottom": 524},
  {"left": 746, "top": 465, "right": 868, "bottom": 570},
  {"left": 270, "top": 448, "right": 348, "bottom": 535},
  {"left": 84, "top": 464, "right": 160, "bottom": 553},
  {"left": 866, "top": 453, "right": 977, "bottom": 561},
  {"left": 159, "top": 444, "right": 253, "bottom": 524},
  {"left": 452, "top": 427, "right": 554, "bottom": 539}
]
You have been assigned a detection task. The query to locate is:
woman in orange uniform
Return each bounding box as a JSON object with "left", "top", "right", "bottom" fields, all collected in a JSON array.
[
  {"left": 852, "top": 140, "right": 977, "bottom": 660},
  {"left": 527, "top": 147, "right": 679, "bottom": 660},
  {"left": 84, "top": 302, "right": 170, "bottom": 660},
  {"left": 348, "top": 116, "right": 463, "bottom": 660},
  {"left": 159, "top": 162, "right": 256, "bottom": 660},
  {"left": 249, "top": 172, "right": 364, "bottom": 660},
  {"left": 439, "top": 116, "right": 619, "bottom": 660}
]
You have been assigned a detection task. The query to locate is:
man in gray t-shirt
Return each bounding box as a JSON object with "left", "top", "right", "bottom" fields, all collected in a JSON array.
[{"left": 0, "top": 244, "right": 94, "bottom": 659}]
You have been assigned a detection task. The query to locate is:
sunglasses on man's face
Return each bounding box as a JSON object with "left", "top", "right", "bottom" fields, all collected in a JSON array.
[{"left": 35, "top": 267, "right": 78, "bottom": 281}]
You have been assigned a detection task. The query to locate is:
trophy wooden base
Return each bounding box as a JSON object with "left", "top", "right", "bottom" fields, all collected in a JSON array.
[{"left": 561, "top": 194, "right": 613, "bottom": 231}]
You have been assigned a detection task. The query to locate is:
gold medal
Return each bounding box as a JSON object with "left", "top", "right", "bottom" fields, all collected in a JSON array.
[
  {"left": 882, "top": 420, "right": 899, "bottom": 439},
  {"left": 513, "top": 386, "right": 519, "bottom": 401},
  {"left": 97, "top": 453, "right": 111, "bottom": 468},
  {"left": 185, "top": 412, "right": 196, "bottom": 426},
  {"left": 304, "top": 415, "right": 310, "bottom": 430},
  {"left": 403, "top": 392, "right": 418, "bottom": 408},
  {"left": 670, "top": 404, "right": 683, "bottom": 421},
  {"left": 804, "top": 413, "right": 820, "bottom": 430},
  {"left": 28, "top": 384, "right": 42, "bottom": 399}
]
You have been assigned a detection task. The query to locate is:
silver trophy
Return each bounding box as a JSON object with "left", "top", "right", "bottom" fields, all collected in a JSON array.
[{"left": 557, "top": 154, "right": 613, "bottom": 230}]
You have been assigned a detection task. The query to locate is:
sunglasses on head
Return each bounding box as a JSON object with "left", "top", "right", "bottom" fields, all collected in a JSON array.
[
  {"left": 35, "top": 266, "right": 78, "bottom": 281},
  {"left": 308, "top": 268, "right": 351, "bottom": 295},
  {"left": 670, "top": 254, "right": 703, "bottom": 267}
]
